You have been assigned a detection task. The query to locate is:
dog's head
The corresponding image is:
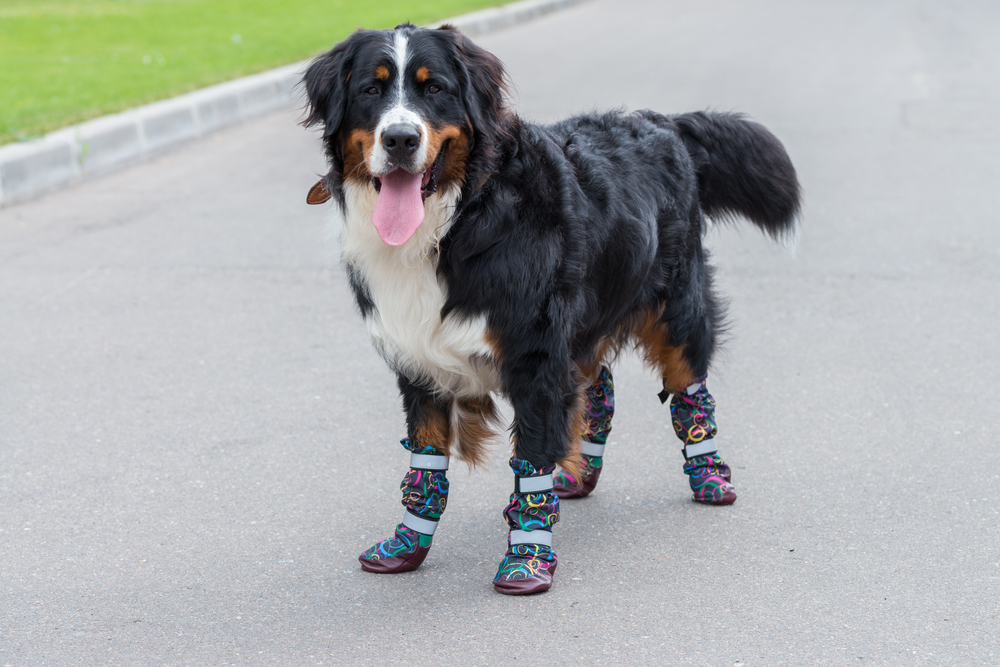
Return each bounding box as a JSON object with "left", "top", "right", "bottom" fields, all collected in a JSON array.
[{"left": 303, "top": 24, "right": 509, "bottom": 246}]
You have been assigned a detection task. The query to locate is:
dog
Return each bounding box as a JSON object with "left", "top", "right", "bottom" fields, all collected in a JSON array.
[{"left": 302, "top": 23, "right": 800, "bottom": 594}]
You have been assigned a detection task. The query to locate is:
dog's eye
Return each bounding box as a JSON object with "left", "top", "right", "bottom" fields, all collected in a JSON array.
[
  {"left": 365, "top": 86, "right": 380, "bottom": 96},
  {"left": 426, "top": 84, "right": 442, "bottom": 95}
]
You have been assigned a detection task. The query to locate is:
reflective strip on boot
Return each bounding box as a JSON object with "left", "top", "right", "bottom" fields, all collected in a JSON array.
[
  {"left": 580, "top": 441, "right": 606, "bottom": 457},
  {"left": 509, "top": 529, "right": 553, "bottom": 547},
  {"left": 402, "top": 510, "right": 439, "bottom": 536},
  {"left": 514, "top": 473, "right": 554, "bottom": 494},
  {"left": 683, "top": 439, "right": 718, "bottom": 460},
  {"left": 408, "top": 452, "right": 449, "bottom": 471},
  {"left": 684, "top": 381, "right": 704, "bottom": 395}
]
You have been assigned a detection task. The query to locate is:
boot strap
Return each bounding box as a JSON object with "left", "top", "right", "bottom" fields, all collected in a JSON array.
[
  {"left": 580, "top": 441, "right": 606, "bottom": 457},
  {"left": 510, "top": 529, "right": 552, "bottom": 547},
  {"left": 684, "top": 381, "right": 704, "bottom": 395},
  {"left": 409, "top": 452, "right": 449, "bottom": 471},
  {"left": 683, "top": 439, "right": 718, "bottom": 460},
  {"left": 402, "top": 510, "right": 439, "bottom": 536},
  {"left": 514, "top": 473, "right": 553, "bottom": 494}
]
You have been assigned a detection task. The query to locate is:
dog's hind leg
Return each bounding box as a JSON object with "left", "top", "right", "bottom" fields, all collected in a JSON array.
[
  {"left": 358, "top": 380, "right": 452, "bottom": 574},
  {"left": 668, "top": 376, "right": 737, "bottom": 505},
  {"left": 553, "top": 365, "right": 614, "bottom": 499},
  {"left": 633, "top": 305, "right": 738, "bottom": 506}
]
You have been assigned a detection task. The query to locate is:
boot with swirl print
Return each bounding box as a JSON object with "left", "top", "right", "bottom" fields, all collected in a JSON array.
[
  {"left": 358, "top": 438, "right": 449, "bottom": 573},
  {"left": 493, "top": 457, "right": 560, "bottom": 595},
  {"left": 669, "top": 375, "right": 737, "bottom": 505}
]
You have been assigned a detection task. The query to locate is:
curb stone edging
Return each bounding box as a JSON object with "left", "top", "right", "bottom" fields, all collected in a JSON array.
[
  {"left": 0, "top": 63, "right": 301, "bottom": 206},
  {"left": 0, "top": 0, "right": 590, "bottom": 208}
]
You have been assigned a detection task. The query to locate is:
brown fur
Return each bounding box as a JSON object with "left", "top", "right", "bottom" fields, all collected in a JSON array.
[
  {"left": 439, "top": 132, "right": 472, "bottom": 187},
  {"left": 425, "top": 123, "right": 470, "bottom": 188},
  {"left": 554, "top": 378, "right": 587, "bottom": 482},
  {"left": 414, "top": 400, "right": 451, "bottom": 455},
  {"left": 343, "top": 127, "right": 376, "bottom": 183},
  {"left": 484, "top": 328, "right": 503, "bottom": 359},
  {"left": 375, "top": 65, "right": 389, "bottom": 81},
  {"left": 416, "top": 66, "right": 430, "bottom": 83},
  {"left": 631, "top": 305, "right": 697, "bottom": 392},
  {"left": 451, "top": 396, "right": 502, "bottom": 468},
  {"left": 576, "top": 335, "right": 618, "bottom": 382}
]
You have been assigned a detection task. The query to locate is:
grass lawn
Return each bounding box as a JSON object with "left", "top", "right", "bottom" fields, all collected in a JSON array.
[{"left": 0, "top": 0, "right": 506, "bottom": 145}]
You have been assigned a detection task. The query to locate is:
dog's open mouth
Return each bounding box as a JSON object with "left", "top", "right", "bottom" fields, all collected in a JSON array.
[
  {"left": 369, "top": 149, "right": 446, "bottom": 247},
  {"left": 372, "top": 147, "right": 443, "bottom": 201}
]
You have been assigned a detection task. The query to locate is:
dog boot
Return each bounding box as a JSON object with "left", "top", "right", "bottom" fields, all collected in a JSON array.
[
  {"left": 493, "top": 457, "right": 559, "bottom": 595},
  {"left": 669, "top": 375, "right": 737, "bottom": 505},
  {"left": 359, "top": 438, "right": 449, "bottom": 573},
  {"left": 554, "top": 365, "right": 614, "bottom": 498}
]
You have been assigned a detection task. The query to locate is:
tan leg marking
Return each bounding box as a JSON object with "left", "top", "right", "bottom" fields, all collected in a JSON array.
[
  {"left": 450, "top": 396, "right": 502, "bottom": 469},
  {"left": 555, "top": 378, "right": 587, "bottom": 482},
  {"left": 631, "top": 305, "right": 697, "bottom": 393},
  {"left": 414, "top": 401, "right": 451, "bottom": 455},
  {"left": 576, "top": 335, "right": 619, "bottom": 383}
]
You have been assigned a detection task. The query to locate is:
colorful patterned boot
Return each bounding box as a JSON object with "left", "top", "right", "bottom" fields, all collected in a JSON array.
[
  {"left": 554, "top": 365, "right": 614, "bottom": 499},
  {"left": 670, "top": 376, "right": 737, "bottom": 505},
  {"left": 493, "top": 457, "right": 559, "bottom": 595},
  {"left": 359, "top": 438, "right": 449, "bottom": 573}
]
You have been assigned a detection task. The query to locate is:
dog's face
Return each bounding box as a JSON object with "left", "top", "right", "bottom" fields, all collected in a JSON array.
[{"left": 304, "top": 24, "right": 508, "bottom": 246}]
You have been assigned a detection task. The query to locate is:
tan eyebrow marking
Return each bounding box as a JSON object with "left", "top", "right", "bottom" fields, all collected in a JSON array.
[
  {"left": 416, "top": 66, "right": 430, "bottom": 83},
  {"left": 375, "top": 65, "right": 389, "bottom": 81}
]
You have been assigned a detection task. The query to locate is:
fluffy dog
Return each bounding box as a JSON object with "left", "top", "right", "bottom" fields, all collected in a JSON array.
[{"left": 302, "top": 23, "right": 800, "bottom": 594}]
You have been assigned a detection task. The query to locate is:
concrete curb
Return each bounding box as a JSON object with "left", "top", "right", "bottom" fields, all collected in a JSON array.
[{"left": 0, "top": 0, "right": 590, "bottom": 208}]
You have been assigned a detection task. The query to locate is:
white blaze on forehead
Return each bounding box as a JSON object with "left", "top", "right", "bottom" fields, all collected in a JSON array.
[
  {"left": 370, "top": 30, "right": 429, "bottom": 176},
  {"left": 393, "top": 31, "right": 408, "bottom": 101}
]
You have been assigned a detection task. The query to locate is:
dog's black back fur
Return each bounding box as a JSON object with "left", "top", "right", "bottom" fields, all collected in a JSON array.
[{"left": 436, "top": 111, "right": 798, "bottom": 463}]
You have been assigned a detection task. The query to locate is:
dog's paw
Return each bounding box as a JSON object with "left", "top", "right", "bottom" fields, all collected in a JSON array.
[
  {"left": 358, "top": 524, "right": 431, "bottom": 573},
  {"left": 684, "top": 454, "right": 737, "bottom": 505},
  {"left": 493, "top": 546, "right": 557, "bottom": 595}
]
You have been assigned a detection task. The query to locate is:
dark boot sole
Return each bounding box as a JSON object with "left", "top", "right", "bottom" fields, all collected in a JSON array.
[
  {"left": 358, "top": 545, "right": 430, "bottom": 573},
  {"left": 493, "top": 562, "right": 557, "bottom": 595}
]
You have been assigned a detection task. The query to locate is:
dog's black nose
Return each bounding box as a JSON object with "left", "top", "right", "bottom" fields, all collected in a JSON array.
[{"left": 381, "top": 124, "right": 422, "bottom": 165}]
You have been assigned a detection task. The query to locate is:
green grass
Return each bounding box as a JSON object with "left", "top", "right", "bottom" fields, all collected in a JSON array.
[{"left": 0, "top": 0, "right": 505, "bottom": 145}]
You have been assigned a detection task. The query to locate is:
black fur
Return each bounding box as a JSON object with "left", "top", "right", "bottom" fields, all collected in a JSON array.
[{"left": 303, "top": 25, "right": 801, "bottom": 468}]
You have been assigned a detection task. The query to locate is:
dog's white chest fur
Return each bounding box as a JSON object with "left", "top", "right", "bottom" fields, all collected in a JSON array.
[{"left": 337, "top": 182, "right": 499, "bottom": 398}]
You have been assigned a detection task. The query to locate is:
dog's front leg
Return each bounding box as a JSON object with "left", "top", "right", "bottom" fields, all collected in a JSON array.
[
  {"left": 358, "top": 377, "right": 451, "bottom": 574},
  {"left": 491, "top": 341, "right": 580, "bottom": 595}
]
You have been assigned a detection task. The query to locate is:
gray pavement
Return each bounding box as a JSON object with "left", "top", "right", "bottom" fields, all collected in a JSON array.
[{"left": 2, "top": 0, "right": 999, "bottom": 664}]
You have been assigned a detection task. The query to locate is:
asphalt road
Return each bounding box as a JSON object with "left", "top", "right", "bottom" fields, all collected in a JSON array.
[{"left": 2, "top": 0, "right": 999, "bottom": 665}]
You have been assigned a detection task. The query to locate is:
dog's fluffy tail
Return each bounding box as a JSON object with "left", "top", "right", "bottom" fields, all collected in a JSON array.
[{"left": 670, "top": 111, "right": 801, "bottom": 240}]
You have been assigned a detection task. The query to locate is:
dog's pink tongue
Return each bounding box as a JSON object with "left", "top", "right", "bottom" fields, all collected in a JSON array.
[{"left": 372, "top": 169, "right": 424, "bottom": 246}]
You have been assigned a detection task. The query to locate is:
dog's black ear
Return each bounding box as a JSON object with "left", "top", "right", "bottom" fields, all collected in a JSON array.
[
  {"left": 438, "top": 25, "right": 510, "bottom": 158},
  {"left": 303, "top": 37, "right": 356, "bottom": 138}
]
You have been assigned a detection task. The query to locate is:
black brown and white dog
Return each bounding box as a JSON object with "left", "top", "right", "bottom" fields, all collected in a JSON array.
[{"left": 302, "top": 23, "right": 800, "bottom": 595}]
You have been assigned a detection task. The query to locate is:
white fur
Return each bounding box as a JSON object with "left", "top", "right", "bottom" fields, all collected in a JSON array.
[
  {"left": 370, "top": 31, "right": 430, "bottom": 176},
  {"left": 336, "top": 180, "right": 500, "bottom": 399}
]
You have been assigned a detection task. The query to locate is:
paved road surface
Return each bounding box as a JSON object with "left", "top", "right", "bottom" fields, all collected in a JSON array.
[{"left": 3, "top": 0, "right": 999, "bottom": 664}]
